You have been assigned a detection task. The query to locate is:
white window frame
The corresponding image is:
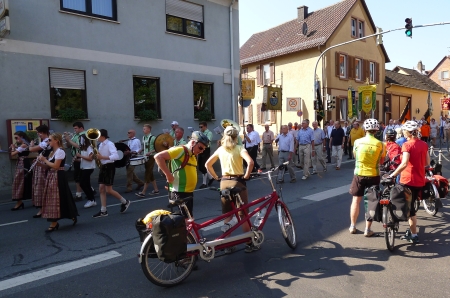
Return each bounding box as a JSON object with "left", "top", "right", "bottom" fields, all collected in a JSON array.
[
  {"left": 339, "top": 54, "right": 347, "bottom": 79},
  {"left": 442, "top": 70, "right": 449, "bottom": 80},
  {"left": 263, "top": 64, "right": 270, "bottom": 85},
  {"left": 355, "top": 58, "right": 362, "bottom": 81},
  {"left": 369, "top": 62, "right": 375, "bottom": 83},
  {"left": 358, "top": 20, "right": 364, "bottom": 38},
  {"left": 351, "top": 18, "right": 356, "bottom": 37}
]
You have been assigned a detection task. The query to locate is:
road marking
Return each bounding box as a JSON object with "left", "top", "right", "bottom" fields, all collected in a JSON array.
[
  {"left": 302, "top": 184, "right": 350, "bottom": 202},
  {"left": 0, "top": 220, "right": 28, "bottom": 227},
  {"left": 0, "top": 251, "right": 121, "bottom": 291}
]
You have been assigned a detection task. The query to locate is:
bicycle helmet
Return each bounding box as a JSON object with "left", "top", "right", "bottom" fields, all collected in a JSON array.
[
  {"left": 402, "top": 120, "right": 418, "bottom": 132},
  {"left": 363, "top": 118, "right": 379, "bottom": 131},
  {"left": 190, "top": 131, "right": 210, "bottom": 146},
  {"left": 385, "top": 128, "right": 396, "bottom": 141}
]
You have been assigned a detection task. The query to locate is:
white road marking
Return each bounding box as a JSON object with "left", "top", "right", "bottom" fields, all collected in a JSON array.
[
  {"left": 0, "top": 220, "right": 28, "bottom": 227},
  {"left": 302, "top": 184, "right": 351, "bottom": 202},
  {"left": 0, "top": 251, "right": 121, "bottom": 292}
]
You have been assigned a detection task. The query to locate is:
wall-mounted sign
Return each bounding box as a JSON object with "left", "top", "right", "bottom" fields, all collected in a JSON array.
[
  {"left": 286, "top": 97, "right": 300, "bottom": 111},
  {"left": 241, "top": 79, "right": 255, "bottom": 100},
  {"left": 0, "top": 0, "right": 8, "bottom": 19},
  {"left": 441, "top": 98, "right": 450, "bottom": 111},
  {"left": 0, "top": 16, "right": 10, "bottom": 38}
]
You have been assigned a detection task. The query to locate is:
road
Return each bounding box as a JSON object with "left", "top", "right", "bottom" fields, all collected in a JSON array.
[{"left": 0, "top": 157, "right": 449, "bottom": 297}]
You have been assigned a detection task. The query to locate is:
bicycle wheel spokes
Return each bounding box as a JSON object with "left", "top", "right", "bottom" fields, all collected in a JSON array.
[{"left": 277, "top": 203, "right": 297, "bottom": 249}]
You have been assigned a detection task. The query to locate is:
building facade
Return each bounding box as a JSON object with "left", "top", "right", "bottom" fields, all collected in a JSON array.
[
  {"left": 428, "top": 56, "right": 450, "bottom": 95},
  {"left": 240, "top": 0, "right": 389, "bottom": 135},
  {"left": 0, "top": 0, "right": 239, "bottom": 189}
]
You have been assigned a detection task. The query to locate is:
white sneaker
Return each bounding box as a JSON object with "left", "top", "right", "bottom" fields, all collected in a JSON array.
[
  {"left": 302, "top": 175, "right": 308, "bottom": 180},
  {"left": 84, "top": 200, "right": 97, "bottom": 208}
]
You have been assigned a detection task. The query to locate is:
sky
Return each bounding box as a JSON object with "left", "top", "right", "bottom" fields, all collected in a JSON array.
[{"left": 239, "top": 0, "right": 450, "bottom": 71}]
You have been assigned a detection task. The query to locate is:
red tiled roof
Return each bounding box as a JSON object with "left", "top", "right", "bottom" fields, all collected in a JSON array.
[
  {"left": 240, "top": 0, "right": 357, "bottom": 65},
  {"left": 386, "top": 67, "right": 447, "bottom": 93}
]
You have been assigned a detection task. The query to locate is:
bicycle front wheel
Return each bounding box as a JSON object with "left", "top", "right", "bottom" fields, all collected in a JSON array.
[
  {"left": 383, "top": 206, "right": 395, "bottom": 252},
  {"left": 141, "top": 233, "right": 196, "bottom": 287},
  {"left": 422, "top": 197, "right": 438, "bottom": 216},
  {"left": 277, "top": 202, "right": 297, "bottom": 249}
]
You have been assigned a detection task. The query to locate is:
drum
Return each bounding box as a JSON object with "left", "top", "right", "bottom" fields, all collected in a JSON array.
[
  {"left": 114, "top": 142, "right": 131, "bottom": 168},
  {"left": 129, "top": 155, "right": 148, "bottom": 166}
]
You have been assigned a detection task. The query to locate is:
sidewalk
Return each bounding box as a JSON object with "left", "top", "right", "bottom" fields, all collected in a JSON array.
[{"left": 0, "top": 148, "right": 286, "bottom": 205}]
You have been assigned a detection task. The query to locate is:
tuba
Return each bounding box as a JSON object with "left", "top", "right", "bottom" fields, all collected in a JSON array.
[{"left": 86, "top": 128, "right": 102, "bottom": 168}]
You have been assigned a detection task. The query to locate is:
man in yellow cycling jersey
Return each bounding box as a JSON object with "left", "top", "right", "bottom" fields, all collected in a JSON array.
[{"left": 349, "top": 119, "right": 386, "bottom": 237}]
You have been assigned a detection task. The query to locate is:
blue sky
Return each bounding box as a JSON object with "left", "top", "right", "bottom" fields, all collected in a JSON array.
[{"left": 239, "top": 0, "right": 450, "bottom": 71}]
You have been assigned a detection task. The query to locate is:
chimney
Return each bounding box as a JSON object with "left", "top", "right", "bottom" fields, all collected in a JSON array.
[{"left": 297, "top": 6, "right": 308, "bottom": 22}]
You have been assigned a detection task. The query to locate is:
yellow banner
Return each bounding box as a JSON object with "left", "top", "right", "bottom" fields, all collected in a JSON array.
[
  {"left": 358, "top": 85, "right": 377, "bottom": 114},
  {"left": 265, "top": 86, "right": 282, "bottom": 110},
  {"left": 348, "top": 89, "right": 352, "bottom": 119},
  {"left": 241, "top": 79, "right": 255, "bottom": 100}
]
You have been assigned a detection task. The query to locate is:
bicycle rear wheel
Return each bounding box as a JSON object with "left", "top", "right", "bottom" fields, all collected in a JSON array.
[
  {"left": 141, "top": 233, "right": 196, "bottom": 287},
  {"left": 383, "top": 206, "right": 395, "bottom": 252},
  {"left": 277, "top": 202, "right": 297, "bottom": 249},
  {"left": 422, "top": 197, "right": 438, "bottom": 216},
  {"left": 413, "top": 200, "right": 420, "bottom": 213}
]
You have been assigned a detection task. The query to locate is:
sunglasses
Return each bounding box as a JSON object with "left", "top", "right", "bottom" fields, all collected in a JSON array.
[
  {"left": 199, "top": 126, "right": 204, "bottom": 129},
  {"left": 127, "top": 132, "right": 132, "bottom": 134},
  {"left": 197, "top": 144, "right": 205, "bottom": 151},
  {"left": 14, "top": 137, "right": 19, "bottom": 139}
]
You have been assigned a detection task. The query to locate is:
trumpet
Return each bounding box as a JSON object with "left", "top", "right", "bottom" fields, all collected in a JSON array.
[
  {"left": 63, "top": 132, "right": 74, "bottom": 147},
  {"left": 86, "top": 128, "right": 102, "bottom": 168}
]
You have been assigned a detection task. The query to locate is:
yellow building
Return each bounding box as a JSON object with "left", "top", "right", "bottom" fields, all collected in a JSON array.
[
  {"left": 240, "top": 0, "right": 389, "bottom": 134},
  {"left": 385, "top": 67, "right": 447, "bottom": 123}
]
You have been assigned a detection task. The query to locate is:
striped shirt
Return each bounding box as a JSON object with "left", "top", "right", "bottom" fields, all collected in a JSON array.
[{"left": 168, "top": 146, "right": 197, "bottom": 193}]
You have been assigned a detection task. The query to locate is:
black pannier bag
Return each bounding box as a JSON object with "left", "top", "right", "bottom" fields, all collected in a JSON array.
[
  {"left": 364, "top": 185, "right": 382, "bottom": 222},
  {"left": 152, "top": 213, "right": 187, "bottom": 263},
  {"left": 390, "top": 184, "right": 412, "bottom": 221}
]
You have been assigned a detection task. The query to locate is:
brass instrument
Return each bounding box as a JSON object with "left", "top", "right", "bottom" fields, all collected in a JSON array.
[
  {"left": 63, "top": 132, "right": 74, "bottom": 147},
  {"left": 86, "top": 128, "right": 102, "bottom": 168}
]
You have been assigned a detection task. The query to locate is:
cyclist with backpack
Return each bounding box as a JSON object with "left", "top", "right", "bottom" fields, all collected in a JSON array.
[
  {"left": 155, "top": 131, "right": 210, "bottom": 217},
  {"left": 349, "top": 119, "right": 386, "bottom": 237}
]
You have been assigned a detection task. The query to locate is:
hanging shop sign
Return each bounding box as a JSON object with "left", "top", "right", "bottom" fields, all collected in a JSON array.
[
  {"left": 358, "top": 85, "right": 377, "bottom": 114},
  {"left": 241, "top": 79, "right": 255, "bottom": 100},
  {"left": 263, "top": 86, "right": 282, "bottom": 110}
]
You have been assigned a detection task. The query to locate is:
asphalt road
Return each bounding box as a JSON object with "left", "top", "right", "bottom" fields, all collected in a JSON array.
[{"left": 1, "top": 157, "right": 449, "bottom": 297}]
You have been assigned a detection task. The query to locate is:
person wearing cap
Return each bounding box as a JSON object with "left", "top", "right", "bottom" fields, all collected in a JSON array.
[
  {"left": 169, "top": 121, "right": 179, "bottom": 138},
  {"left": 155, "top": 131, "right": 210, "bottom": 217},
  {"left": 92, "top": 129, "right": 131, "bottom": 218},
  {"left": 198, "top": 121, "right": 214, "bottom": 188},
  {"left": 389, "top": 120, "right": 429, "bottom": 244},
  {"left": 205, "top": 125, "right": 258, "bottom": 253}
]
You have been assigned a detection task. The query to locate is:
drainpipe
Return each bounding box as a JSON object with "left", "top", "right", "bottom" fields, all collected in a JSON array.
[{"left": 230, "top": 0, "right": 236, "bottom": 121}]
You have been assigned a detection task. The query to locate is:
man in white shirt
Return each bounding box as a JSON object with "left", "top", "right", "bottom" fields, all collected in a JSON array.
[
  {"left": 326, "top": 119, "right": 334, "bottom": 163},
  {"left": 261, "top": 124, "right": 275, "bottom": 170},
  {"left": 243, "top": 124, "right": 262, "bottom": 173},
  {"left": 92, "top": 129, "right": 130, "bottom": 218},
  {"left": 275, "top": 125, "right": 296, "bottom": 183},
  {"left": 125, "top": 129, "right": 144, "bottom": 193}
]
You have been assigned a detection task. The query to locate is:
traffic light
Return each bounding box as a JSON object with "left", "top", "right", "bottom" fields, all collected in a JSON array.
[
  {"left": 327, "top": 96, "right": 336, "bottom": 110},
  {"left": 405, "top": 18, "right": 413, "bottom": 37},
  {"left": 376, "top": 27, "right": 383, "bottom": 45}
]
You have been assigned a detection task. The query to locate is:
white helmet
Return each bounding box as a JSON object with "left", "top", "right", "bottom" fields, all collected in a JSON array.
[
  {"left": 402, "top": 120, "right": 418, "bottom": 132},
  {"left": 363, "top": 118, "right": 379, "bottom": 131}
]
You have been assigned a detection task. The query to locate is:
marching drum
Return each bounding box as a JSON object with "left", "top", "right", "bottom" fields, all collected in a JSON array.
[
  {"left": 114, "top": 142, "right": 131, "bottom": 168},
  {"left": 129, "top": 155, "right": 148, "bottom": 166}
]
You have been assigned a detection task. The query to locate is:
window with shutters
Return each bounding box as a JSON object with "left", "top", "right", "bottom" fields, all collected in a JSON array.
[
  {"left": 355, "top": 58, "right": 362, "bottom": 81},
  {"left": 49, "top": 68, "right": 87, "bottom": 118},
  {"left": 358, "top": 20, "right": 364, "bottom": 38},
  {"left": 441, "top": 71, "right": 449, "bottom": 80},
  {"left": 339, "top": 54, "right": 347, "bottom": 79},
  {"left": 60, "top": 0, "right": 117, "bottom": 21},
  {"left": 369, "top": 61, "right": 376, "bottom": 83},
  {"left": 241, "top": 68, "right": 248, "bottom": 79},
  {"left": 238, "top": 104, "right": 253, "bottom": 125},
  {"left": 166, "top": 0, "right": 204, "bottom": 38},
  {"left": 263, "top": 64, "right": 271, "bottom": 85},
  {"left": 133, "top": 76, "right": 161, "bottom": 120},
  {"left": 194, "top": 82, "right": 214, "bottom": 119},
  {"left": 351, "top": 18, "right": 356, "bottom": 37}
]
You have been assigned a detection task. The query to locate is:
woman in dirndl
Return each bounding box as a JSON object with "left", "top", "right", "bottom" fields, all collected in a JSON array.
[
  {"left": 10, "top": 131, "right": 33, "bottom": 211},
  {"left": 29, "top": 124, "right": 51, "bottom": 218},
  {"left": 38, "top": 133, "right": 79, "bottom": 232}
]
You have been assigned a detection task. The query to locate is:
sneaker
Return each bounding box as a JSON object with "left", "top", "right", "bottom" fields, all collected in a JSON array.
[
  {"left": 364, "top": 230, "right": 375, "bottom": 237},
  {"left": 120, "top": 200, "right": 131, "bottom": 213},
  {"left": 93, "top": 210, "right": 108, "bottom": 218},
  {"left": 84, "top": 200, "right": 97, "bottom": 208},
  {"left": 149, "top": 190, "right": 160, "bottom": 195},
  {"left": 301, "top": 175, "right": 308, "bottom": 180},
  {"left": 349, "top": 226, "right": 356, "bottom": 234},
  {"left": 135, "top": 192, "right": 145, "bottom": 198},
  {"left": 245, "top": 243, "right": 260, "bottom": 253},
  {"left": 409, "top": 235, "right": 420, "bottom": 244},
  {"left": 336, "top": 167, "right": 340, "bottom": 170},
  {"left": 311, "top": 171, "right": 317, "bottom": 175},
  {"left": 199, "top": 184, "right": 207, "bottom": 189},
  {"left": 224, "top": 246, "right": 236, "bottom": 254}
]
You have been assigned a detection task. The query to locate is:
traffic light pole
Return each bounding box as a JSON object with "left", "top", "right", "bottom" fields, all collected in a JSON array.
[{"left": 313, "top": 21, "right": 450, "bottom": 121}]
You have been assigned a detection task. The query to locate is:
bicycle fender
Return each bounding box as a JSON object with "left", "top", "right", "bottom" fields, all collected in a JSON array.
[{"left": 138, "top": 233, "right": 153, "bottom": 264}]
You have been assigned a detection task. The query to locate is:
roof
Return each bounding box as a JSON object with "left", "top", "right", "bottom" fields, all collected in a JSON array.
[
  {"left": 386, "top": 66, "right": 447, "bottom": 93},
  {"left": 240, "top": 0, "right": 390, "bottom": 65},
  {"left": 427, "top": 56, "right": 450, "bottom": 77}
]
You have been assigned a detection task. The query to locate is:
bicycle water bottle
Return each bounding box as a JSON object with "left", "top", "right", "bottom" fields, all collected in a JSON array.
[{"left": 253, "top": 207, "right": 267, "bottom": 227}]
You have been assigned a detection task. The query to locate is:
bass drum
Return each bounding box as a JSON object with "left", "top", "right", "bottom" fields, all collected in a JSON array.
[{"left": 114, "top": 142, "right": 130, "bottom": 168}]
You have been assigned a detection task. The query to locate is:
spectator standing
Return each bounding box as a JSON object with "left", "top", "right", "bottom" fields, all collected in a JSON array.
[
  {"left": 348, "top": 122, "right": 364, "bottom": 159},
  {"left": 275, "top": 125, "right": 296, "bottom": 183},
  {"left": 296, "top": 120, "right": 314, "bottom": 180},
  {"left": 311, "top": 121, "right": 327, "bottom": 174},
  {"left": 260, "top": 124, "right": 275, "bottom": 170},
  {"left": 329, "top": 121, "right": 345, "bottom": 170}
]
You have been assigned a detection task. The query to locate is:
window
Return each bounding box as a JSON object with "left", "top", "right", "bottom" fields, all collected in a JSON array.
[
  {"left": 339, "top": 54, "right": 347, "bottom": 78},
  {"left": 355, "top": 58, "right": 362, "bottom": 81},
  {"left": 194, "top": 82, "right": 214, "bottom": 119},
  {"left": 166, "top": 0, "right": 204, "bottom": 38},
  {"left": 60, "top": 0, "right": 117, "bottom": 21},
  {"left": 441, "top": 71, "right": 449, "bottom": 80},
  {"left": 263, "top": 64, "right": 270, "bottom": 85},
  {"left": 351, "top": 18, "right": 356, "bottom": 37},
  {"left": 358, "top": 20, "right": 365, "bottom": 38},
  {"left": 133, "top": 76, "right": 161, "bottom": 120},
  {"left": 49, "top": 68, "right": 87, "bottom": 119},
  {"left": 241, "top": 68, "right": 248, "bottom": 79},
  {"left": 369, "top": 62, "right": 375, "bottom": 83}
]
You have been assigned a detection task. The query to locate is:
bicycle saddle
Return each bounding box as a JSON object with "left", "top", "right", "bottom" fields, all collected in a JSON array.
[
  {"left": 224, "top": 186, "right": 246, "bottom": 195},
  {"left": 168, "top": 196, "right": 193, "bottom": 206}
]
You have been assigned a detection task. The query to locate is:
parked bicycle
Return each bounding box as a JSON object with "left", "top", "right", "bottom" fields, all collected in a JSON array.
[
  {"left": 378, "top": 175, "right": 400, "bottom": 252},
  {"left": 137, "top": 162, "right": 297, "bottom": 287}
]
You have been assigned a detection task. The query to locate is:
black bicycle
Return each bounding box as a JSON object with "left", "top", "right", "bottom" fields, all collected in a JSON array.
[{"left": 378, "top": 175, "right": 399, "bottom": 252}]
